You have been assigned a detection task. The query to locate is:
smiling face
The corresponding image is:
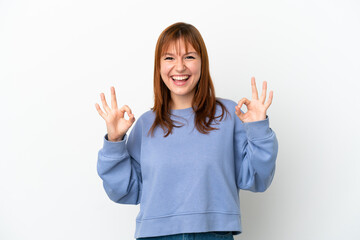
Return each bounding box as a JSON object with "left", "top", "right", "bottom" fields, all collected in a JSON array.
[{"left": 160, "top": 38, "right": 201, "bottom": 109}]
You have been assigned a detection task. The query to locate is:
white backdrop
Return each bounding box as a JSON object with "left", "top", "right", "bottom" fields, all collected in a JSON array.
[{"left": 1, "top": 0, "right": 359, "bottom": 239}]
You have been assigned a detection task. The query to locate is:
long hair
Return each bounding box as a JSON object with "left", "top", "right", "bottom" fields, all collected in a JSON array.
[{"left": 148, "top": 22, "right": 230, "bottom": 137}]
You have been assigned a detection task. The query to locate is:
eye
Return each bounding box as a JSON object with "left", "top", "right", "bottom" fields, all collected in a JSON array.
[
  {"left": 164, "top": 57, "right": 174, "bottom": 60},
  {"left": 185, "top": 56, "right": 195, "bottom": 59}
]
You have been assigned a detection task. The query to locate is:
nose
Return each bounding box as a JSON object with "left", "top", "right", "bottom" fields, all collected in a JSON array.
[{"left": 175, "top": 59, "right": 186, "bottom": 72}]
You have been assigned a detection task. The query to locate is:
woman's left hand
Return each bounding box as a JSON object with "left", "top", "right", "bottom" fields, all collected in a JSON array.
[{"left": 235, "top": 77, "right": 273, "bottom": 123}]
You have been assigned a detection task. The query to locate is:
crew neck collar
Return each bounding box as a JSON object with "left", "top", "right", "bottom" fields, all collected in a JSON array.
[{"left": 170, "top": 106, "right": 195, "bottom": 117}]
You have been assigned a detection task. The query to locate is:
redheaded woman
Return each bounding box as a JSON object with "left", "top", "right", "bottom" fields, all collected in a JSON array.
[{"left": 95, "top": 22, "right": 278, "bottom": 240}]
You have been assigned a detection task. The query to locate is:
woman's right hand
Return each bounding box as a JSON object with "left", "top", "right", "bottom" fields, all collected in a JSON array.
[{"left": 95, "top": 86, "right": 135, "bottom": 142}]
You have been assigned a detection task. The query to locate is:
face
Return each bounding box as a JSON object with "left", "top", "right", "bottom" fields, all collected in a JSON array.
[{"left": 160, "top": 38, "right": 201, "bottom": 107}]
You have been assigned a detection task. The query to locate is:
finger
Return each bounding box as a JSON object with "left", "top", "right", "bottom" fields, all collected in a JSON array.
[
  {"left": 235, "top": 105, "right": 243, "bottom": 118},
  {"left": 260, "top": 81, "right": 267, "bottom": 104},
  {"left": 129, "top": 113, "right": 136, "bottom": 123},
  {"left": 111, "top": 86, "right": 118, "bottom": 109},
  {"left": 95, "top": 103, "right": 107, "bottom": 119},
  {"left": 236, "top": 98, "right": 250, "bottom": 116},
  {"left": 100, "top": 93, "right": 111, "bottom": 114},
  {"left": 251, "top": 77, "right": 259, "bottom": 100},
  {"left": 120, "top": 105, "right": 133, "bottom": 119},
  {"left": 238, "top": 97, "right": 251, "bottom": 108},
  {"left": 264, "top": 90, "right": 273, "bottom": 109},
  {"left": 235, "top": 98, "right": 248, "bottom": 122}
]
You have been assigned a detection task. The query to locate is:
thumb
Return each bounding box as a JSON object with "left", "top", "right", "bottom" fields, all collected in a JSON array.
[
  {"left": 130, "top": 113, "right": 136, "bottom": 123},
  {"left": 235, "top": 105, "right": 244, "bottom": 120},
  {"left": 235, "top": 98, "right": 249, "bottom": 122}
]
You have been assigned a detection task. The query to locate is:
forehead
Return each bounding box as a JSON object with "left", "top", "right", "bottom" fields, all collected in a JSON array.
[{"left": 162, "top": 38, "right": 196, "bottom": 55}]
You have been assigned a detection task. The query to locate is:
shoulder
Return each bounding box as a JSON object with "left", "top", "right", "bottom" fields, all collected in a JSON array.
[
  {"left": 214, "top": 97, "right": 239, "bottom": 124},
  {"left": 134, "top": 109, "right": 156, "bottom": 127},
  {"left": 216, "top": 97, "right": 237, "bottom": 111},
  {"left": 127, "top": 109, "right": 155, "bottom": 136}
]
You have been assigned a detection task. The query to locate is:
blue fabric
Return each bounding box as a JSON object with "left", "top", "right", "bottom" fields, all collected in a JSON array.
[
  {"left": 137, "top": 231, "right": 234, "bottom": 239},
  {"left": 97, "top": 98, "right": 278, "bottom": 239}
]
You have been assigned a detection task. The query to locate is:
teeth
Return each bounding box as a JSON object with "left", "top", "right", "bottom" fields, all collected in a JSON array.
[{"left": 172, "top": 76, "right": 190, "bottom": 81}]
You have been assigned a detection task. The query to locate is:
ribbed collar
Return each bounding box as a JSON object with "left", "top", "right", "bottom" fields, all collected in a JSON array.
[{"left": 170, "top": 107, "right": 195, "bottom": 117}]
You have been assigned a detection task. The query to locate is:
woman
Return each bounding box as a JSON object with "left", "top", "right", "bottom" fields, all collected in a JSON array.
[{"left": 95, "top": 22, "right": 278, "bottom": 240}]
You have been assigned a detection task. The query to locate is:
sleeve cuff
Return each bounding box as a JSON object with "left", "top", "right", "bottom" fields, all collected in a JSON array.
[
  {"left": 243, "top": 115, "right": 273, "bottom": 140},
  {"left": 101, "top": 133, "right": 129, "bottom": 158}
]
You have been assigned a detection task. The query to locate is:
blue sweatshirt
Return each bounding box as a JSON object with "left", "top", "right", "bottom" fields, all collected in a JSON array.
[{"left": 97, "top": 98, "right": 278, "bottom": 239}]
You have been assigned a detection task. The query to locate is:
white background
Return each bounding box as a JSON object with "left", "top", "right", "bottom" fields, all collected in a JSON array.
[{"left": 1, "top": 0, "right": 359, "bottom": 239}]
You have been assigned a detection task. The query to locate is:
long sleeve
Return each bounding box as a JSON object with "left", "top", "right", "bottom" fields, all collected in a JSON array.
[
  {"left": 97, "top": 118, "right": 143, "bottom": 205},
  {"left": 234, "top": 114, "right": 278, "bottom": 192}
]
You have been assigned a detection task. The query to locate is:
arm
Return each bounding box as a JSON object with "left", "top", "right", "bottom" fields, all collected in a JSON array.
[
  {"left": 234, "top": 115, "right": 278, "bottom": 192},
  {"left": 97, "top": 118, "right": 143, "bottom": 205},
  {"left": 233, "top": 77, "right": 278, "bottom": 192}
]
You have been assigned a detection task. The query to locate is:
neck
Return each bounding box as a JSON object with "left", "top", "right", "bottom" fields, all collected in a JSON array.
[{"left": 170, "top": 92, "right": 195, "bottom": 110}]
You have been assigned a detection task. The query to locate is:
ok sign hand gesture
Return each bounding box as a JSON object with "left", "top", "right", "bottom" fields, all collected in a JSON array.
[
  {"left": 235, "top": 77, "right": 273, "bottom": 123},
  {"left": 95, "top": 86, "right": 135, "bottom": 142}
]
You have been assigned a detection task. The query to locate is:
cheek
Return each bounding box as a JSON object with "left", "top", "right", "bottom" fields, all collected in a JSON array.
[
  {"left": 160, "top": 64, "right": 172, "bottom": 77},
  {"left": 194, "top": 63, "right": 201, "bottom": 82},
  {"left": 190, "top": 62, "right": 201, "bottom": 75}
]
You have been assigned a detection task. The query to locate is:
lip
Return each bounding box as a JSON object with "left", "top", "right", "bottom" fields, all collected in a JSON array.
[
  {"left": 171, "top": 75, "right": 190, "bottom": 86},
  {"left": 171, "top": 74, "right": 190, "bottom": 78}
]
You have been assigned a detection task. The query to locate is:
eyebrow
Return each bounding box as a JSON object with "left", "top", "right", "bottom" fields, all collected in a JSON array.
[{"left": 163, "top": 52, "right": 198, "bottom": 56}]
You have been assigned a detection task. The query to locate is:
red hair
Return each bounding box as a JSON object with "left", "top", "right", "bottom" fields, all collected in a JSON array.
[{"left": 148, "top": 22, "right": 229, "bottom": 137}]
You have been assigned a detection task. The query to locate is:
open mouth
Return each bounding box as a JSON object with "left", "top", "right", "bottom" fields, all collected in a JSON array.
[
  {"left": 171, "top": 75, "right": 190, "bottom": 81},
  {"left": 171, "top": 75, "right": 190, "bottom": 86},
  {"left": 171, "top": 75, "right": 190, "bottom": 85}
]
